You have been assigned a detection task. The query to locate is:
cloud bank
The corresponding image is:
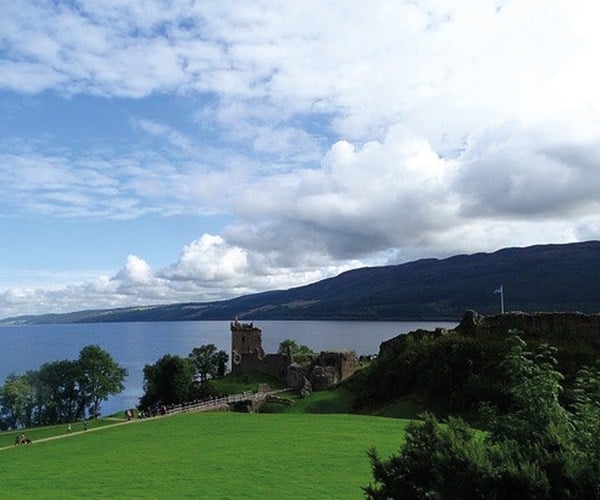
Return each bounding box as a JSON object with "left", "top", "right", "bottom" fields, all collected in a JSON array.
[{"left": 1, "top": 1, "right": 600, "bottom": 316}]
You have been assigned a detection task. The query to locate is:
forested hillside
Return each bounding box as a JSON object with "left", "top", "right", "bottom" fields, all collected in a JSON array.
[{"left": 3, "top": 241, "right": 600, "bottom": 324}]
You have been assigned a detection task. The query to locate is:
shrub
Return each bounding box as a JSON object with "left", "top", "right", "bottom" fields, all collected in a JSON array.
[{"left": 364, "top": 332, "right": 600, "bottom": 499}]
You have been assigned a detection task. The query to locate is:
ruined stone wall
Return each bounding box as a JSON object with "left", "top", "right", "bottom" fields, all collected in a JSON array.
[
  {"left": 313, "top": 351, "right": 361, "bottom": 381},
  {"left": 232, "top": 352, "right": 290, "bottom": 379},
  {"left": 456, "top": 310, "right": 600, "bottom": 347}
]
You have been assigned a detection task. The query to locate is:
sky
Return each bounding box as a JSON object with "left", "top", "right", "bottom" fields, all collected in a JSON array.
[{"left": 1, "top": 0, "right": 600, "bottom": 318}]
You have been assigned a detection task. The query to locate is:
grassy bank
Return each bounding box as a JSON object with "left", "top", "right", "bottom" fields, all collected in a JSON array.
[{"left": 1, "top": 412, "right": 410, "bottom": 498}]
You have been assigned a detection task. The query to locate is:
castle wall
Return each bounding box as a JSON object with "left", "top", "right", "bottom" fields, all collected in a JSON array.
[
  {"left": 456, "top": 310, "right": 600, "bottom": 347},
  {"left": 314, "top": 351, "right": 361, "bottom": 381},
  {"left": 232, "top": 352, "right": 289, "bottom": 379}
]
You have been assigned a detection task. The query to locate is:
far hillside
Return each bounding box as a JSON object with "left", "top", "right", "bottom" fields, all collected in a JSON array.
[{"left": 3, "top": 241, "right": 600, "bottom": 324}]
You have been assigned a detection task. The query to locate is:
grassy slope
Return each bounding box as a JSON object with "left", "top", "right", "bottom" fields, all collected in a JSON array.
[
  {"left": 0, "top": 418, "right": 122, "bottom": 448},
  {"left": 259, "top": 384, "right": 423, "bottom": 420},
  {"left": 260, "top": 387, "right": 355, "bottom": 414},
  {"left": 0, "top": 412, "right": 409, "bottom": 499}
]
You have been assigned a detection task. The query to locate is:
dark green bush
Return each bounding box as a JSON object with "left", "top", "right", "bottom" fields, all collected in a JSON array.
[{"left": 364, "top": 333, "right": 600, "bottom": 499}]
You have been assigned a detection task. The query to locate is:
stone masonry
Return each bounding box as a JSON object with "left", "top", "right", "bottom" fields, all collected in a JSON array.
[{"left": 230, "top": 321, "right": 360, "bottom": 390}]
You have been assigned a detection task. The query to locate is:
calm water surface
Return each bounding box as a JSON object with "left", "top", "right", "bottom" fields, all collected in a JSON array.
[{"left": 0, "top": 320, "right": 456, "bottom": 415}]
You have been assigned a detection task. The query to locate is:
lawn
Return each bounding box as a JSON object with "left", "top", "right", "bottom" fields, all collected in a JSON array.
[
  {"left": 0, "top": 417, "right": 123, "bottom": 449},
  {"left": 0, "top": 412, "right": 410, "bottom": 498}
]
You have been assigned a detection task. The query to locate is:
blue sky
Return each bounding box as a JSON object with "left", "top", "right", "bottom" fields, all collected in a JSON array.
[{"left": 1, "top": 1, "right": 600, "bottom": 317}]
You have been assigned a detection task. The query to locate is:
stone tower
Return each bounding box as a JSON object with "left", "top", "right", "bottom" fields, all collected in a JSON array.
[{"left": 230, "top": 320, "right": 264, "bottom": 367}]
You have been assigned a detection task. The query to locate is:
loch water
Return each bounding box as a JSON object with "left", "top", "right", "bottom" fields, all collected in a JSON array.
[{"left": 0, "top": 320, "right": 457, "bottom": 415}]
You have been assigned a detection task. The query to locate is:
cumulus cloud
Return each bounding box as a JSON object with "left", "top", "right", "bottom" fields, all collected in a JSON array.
[
  {"left": 116, "top": 255, "right": 153, "bottom": 285},
  {"left": 0, "top": 234, "right": 364, "bottom": 317},
  {"left": 226, "top": 127, "right": 459, "bottom": 260},
  {"left": 164, "top": 234, "right": 248, "bottom": 282}
]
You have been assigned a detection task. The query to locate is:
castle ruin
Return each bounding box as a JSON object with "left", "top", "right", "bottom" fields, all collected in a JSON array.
[
  {"left": 455, "top": 309, "right": 600, "bottom": 347},
  {"left": 230, "top": 320, "right": 360, "bottom": 391},
  {"left": 378, "top": 309, "right": 600, "bottom": 358}
]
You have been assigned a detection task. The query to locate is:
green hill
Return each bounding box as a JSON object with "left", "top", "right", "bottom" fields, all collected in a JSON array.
[
  {"left": 347, "top": 316, "right": 600, "bottom": 417},
  {"left": 1, "top": 412, "right": 409, "bottom": 499},
  {"left": 3, "top": 241, "right": 600, "bottom": 324}
]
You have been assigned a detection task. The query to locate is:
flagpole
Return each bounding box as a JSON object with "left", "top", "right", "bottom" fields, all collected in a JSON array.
[{"left": 494, "top": 285, "right": 505, "bottom": 314}]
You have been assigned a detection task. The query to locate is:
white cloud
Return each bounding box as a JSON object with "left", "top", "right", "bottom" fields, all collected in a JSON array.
[
  {"left": 4, "top": 2, "right": 600, "bottom": 148},
  {"left": 0, "top": 233, "right": 364, "bottom": 316},
  {"left": 116, "top": 255, "right": 153, "bottom": 285},
  {"left": 2, "top": 1, "right": 600, "bottom": 316},
  {"left": 226, "top": 127, "right": 459, "bottom": 259},
  {"left": 134, "top": 119, "right": 195, "bottom": 153},
  {"left": 165, "top": 234, "right": 248, "bottom": 282}
]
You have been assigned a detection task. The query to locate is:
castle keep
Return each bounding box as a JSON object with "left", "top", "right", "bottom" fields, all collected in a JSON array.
[
  {"left": 231, "top": 321, "right": 264, "bottom": 365},
  {"left": 230, "top": 320, "right": 360, "bottom": 391}
]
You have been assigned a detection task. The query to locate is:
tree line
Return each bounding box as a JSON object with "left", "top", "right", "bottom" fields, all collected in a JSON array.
[
  {"left": 0, "top": 341, "right": 231, "bottom": 429},
  {"left": 0, "top": 345, "right": 127, "bottom": 429}
]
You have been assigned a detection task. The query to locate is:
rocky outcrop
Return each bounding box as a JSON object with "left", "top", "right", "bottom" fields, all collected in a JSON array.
[{"left": 256, "top": 383, "right": 272, "bottom": 394}]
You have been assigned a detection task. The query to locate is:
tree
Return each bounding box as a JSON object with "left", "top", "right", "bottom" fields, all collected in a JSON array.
[
  {"left": 364, "top": 332, "right": 600, "bottom": 499},
  {"left": 277, "top": 339, "right": 314, "bottom": 363},
  {"left": 0, "top": 373, "right": 37, "bottom": 429},
  {"left": 77, "top": 345, "right": 127, "bottom": 418},
  {"left": 188, "top": 344, "right": 229, "bottom": 384},
  {"left": 365, "top": 413, "right": 493, "bottom": 500},
  {"left": 570, "top": 363, "right": 600, "bottom": 498},
  {"left": 140, "top": 354, "right": 195, "bottom": 408},
  {"left": 37, "top": 360, "right": 81, "bottom": 424}
]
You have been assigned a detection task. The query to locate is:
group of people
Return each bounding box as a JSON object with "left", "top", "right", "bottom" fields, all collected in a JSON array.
[
  {"left": 135, "top": 404, "right": 169, "bottom": 419},
  {"left": 14, "top": 433, "right": 31, "bottom": 446}
]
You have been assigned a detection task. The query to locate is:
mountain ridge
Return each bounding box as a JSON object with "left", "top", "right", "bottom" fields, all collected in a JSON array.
[{"left": 3, "top": 241, "right": 600, "bottom": 325}]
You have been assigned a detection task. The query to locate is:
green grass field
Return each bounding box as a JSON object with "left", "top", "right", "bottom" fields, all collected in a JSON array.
[
  {"left": 0, "top": 412, "right": 409, "bottom": 498},
  {"left": 0, "top": 417, "right": 123, "bottom": 449}
]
